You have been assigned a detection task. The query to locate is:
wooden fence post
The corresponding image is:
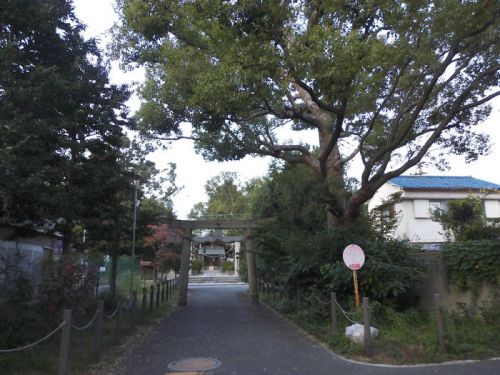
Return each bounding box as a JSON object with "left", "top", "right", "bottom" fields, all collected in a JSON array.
[
  {"left": 363, "top": 297, "right": 372, "bottom": 357},
  {"left": 161, "top": 278, "right": 165, "bottom": 301},
  {"left": 434, "top": 294, "right": 446, "bottom": 352},
  {"left": 156, "top": 283, "right": 161, "bottom": 307},
  {"left": 115, "top": 303, "right": 122, "bottom": 344},
  {"left": 131, "top": 291, "right": 137, "bottom": 326},
  {"left": 331, "top": 292, "right": 338, "bottom": 333},
  {"left": 93, "top": 301, "right": 103, "bottom": 362},
  {"left": 58, "top": 309, "right": 72, "bottom": 375},
  {"left": 150, "top": 285, "right": 154, "bottom": 313},
  {"left": 141, "top": 287, "right": 147, "bottom": 318}
]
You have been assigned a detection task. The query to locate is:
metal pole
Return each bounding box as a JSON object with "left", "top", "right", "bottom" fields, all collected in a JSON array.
[
  {"left": 130, "top": 187, "right": 138, "bottom": 296},
  {"left": 353, "top": 270, "right": 360, "bottom": 309}
]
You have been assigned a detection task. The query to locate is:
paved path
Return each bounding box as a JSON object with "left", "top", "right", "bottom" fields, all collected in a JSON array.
[{"left": 116, "top": 285, "right": 499, "bottom": 375}]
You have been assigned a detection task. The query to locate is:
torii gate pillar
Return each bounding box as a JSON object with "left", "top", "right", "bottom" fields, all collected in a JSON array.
[
  {"left": 246, "top": 229, "right": 259, "bottom": 304},
  {"left": 178, "top": 227, "right": 192, "bottom": 306}
]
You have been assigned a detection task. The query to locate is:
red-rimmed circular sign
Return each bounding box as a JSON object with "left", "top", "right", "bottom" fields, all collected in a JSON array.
[{"left": 343, "top": 244, "right": 365, "bottom": 270}]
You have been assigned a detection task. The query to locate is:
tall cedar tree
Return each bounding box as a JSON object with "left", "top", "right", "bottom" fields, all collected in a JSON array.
[{"left": 0, "top": 0, "right": 131, "bottom": 251}]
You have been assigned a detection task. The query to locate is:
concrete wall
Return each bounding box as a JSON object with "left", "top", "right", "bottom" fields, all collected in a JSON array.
[{"left": 412, "top": 253, "right": 497, "bottom": 313}]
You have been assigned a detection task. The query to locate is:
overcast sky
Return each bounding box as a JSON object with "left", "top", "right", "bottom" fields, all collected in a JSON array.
[{"left": 74, "top": 0, "right": 500, "bottom": 219}]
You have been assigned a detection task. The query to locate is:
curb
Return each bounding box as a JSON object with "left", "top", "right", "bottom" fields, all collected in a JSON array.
[{"left": 259, "top": 299, "right": 500, "bottom": 368}]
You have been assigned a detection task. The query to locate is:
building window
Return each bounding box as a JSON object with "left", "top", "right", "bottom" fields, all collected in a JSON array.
[
  {"left": 430, "top": 200, "right": 447, "bottom": 214},
  {"left": 429, "top": 201, "right": 441, "bottom": 213}
]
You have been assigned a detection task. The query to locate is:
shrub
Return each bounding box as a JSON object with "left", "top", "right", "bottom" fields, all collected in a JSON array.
[
  {"left": 39, "top": 255, "right": 99, "bottom": 318},
  {"left": 191, "top": 259, "right": 203, "bottom": 274},
  {"left": 221, "top": 261, "right": 234, "bottom": 273},
  {"left": 256, "top": 222, "right": 424, "bottom": 304}
]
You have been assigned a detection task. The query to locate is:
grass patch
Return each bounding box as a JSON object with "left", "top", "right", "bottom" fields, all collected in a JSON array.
[{"left": 261, "top": 292, "right": 500, "bottom": 364}]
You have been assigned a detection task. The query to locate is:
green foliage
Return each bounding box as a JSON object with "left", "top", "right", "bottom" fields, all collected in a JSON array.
[
  {"left": 252, "top": 163, "right": 423, "bottom": 303},
  {"left": 442, "top": 240, "right": 500, "bottom": 289},
  {"left": 188, "top": 171, "right": 251, "bottom": 221},
  {"left": 115, "top": 0, "right": 499, "bottom": 223},
  {"left": 39, "top": 256, "right": 99, "bottom": 318},
  {"left": 369, "top": 192, "right": 402, "bottom": 239},
  {"left": 191, "top": 259, "right": 203, "bottom": 275},
  {"left": 221, "top": 260, "right": 234, "bottom": 273},
  {"left": 432, "top": 196, "right": 500, "bottom": 241},
  {"left": 0, "top": 0, "right": 131, "bottom": 240},
  {"left": 265, "top": 292, "right": 500, "bottom": 364}
]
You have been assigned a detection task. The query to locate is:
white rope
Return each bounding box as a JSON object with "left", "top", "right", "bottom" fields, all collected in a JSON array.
[
  {"left": 334, "top": 299, "right": 362, "bottom": 325},
  {"left": 71, "top": 310, "right": 100, "bottom": 331},
  {"left": 122, "top": 297, "right": 134, "bottom": 310},
  {"left": 0, "top": 322, "right": 66, "bottom": 353},
  {"left": 314, "top": 295, "right": 330, "bottom": 305},
  {"left": 104, "top": 304, "right": 120, "bottom": 320}
]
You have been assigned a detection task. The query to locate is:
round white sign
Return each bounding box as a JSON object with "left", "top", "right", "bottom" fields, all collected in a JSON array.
[{"left": 343, "top": 244, "right": 365, "bottom": 270}]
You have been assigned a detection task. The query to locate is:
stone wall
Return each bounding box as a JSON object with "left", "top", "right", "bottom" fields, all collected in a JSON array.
[{"left": 412, "top": 253, "right": 497, "bottom": 312}]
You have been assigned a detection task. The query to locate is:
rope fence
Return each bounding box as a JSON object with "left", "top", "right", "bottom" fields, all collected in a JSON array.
[
  {"left": 257, "top": 279, "right": 375, "bottom": 355},
  {"left": 0, "top": 321, "right": 66, "bottom": 353},
  {"left": 104, "top": 304, "right": 121, "bottom": 320},
  {"left": 71, "top": 310, "right": 100, "bottom": 331},
  {"left": 259, "top": 278, "right": 450, "bottom": 356},
  {"left": 0, "top": 275, "right": 180, "bottom": 375}
]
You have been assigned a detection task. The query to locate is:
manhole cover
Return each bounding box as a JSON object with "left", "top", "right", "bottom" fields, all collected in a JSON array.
[{"left": 168, "top": 357, "right": 222, "bottom": 372}]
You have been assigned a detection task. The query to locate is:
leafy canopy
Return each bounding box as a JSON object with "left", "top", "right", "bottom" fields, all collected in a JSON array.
[
  {"left": 114, "top": 0, "right": 500, "bottom": 223},
  {"left": 432, "top": 196, "right": 500, "bottom": 241}
]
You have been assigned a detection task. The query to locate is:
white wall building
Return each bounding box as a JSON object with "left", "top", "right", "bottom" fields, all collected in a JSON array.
[{"left": 368, "top": 176, "right": 500, "bottom": 249}]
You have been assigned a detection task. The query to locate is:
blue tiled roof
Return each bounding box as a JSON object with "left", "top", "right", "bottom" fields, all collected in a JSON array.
[{"left": 390, "top": 176, "right": 500, "bottom": 190}]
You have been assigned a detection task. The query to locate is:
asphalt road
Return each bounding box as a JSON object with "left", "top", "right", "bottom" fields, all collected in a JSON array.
[{"left": 115, "top": 285, "right": 499, "bottom": 375}]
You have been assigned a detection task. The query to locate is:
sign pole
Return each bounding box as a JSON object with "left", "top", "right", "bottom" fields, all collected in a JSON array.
[
  {"left": 343, "top": 244, "right": 365, "bottom": 310},
  {"left": 353, "top": 270, "right": 360, "bottom": 308}
]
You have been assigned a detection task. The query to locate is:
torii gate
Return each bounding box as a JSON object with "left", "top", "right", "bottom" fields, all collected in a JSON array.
[{"left": 161, "top": 218, "right": 274, "bottom": 306}]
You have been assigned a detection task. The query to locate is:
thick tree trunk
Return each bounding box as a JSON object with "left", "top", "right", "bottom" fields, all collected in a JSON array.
[
  {"left": 62, "top": 226, "right": 72, "bottom": 255},
  {"left": 322, "top": 145, "right": 349, "bottom": 229}
]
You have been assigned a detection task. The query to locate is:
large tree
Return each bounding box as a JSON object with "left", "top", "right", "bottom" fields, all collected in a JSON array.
[
  {"left": 115, "top": 0, "right": 500, "bottom": 226},
  {"left": 1, "top": 0, "right": 131, "bottom": 250},
  {"left": 188, "top": 172, "right": 250, "bottom": 219}
]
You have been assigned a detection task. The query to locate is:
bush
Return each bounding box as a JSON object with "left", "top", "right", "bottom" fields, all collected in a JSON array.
[
  {"left": 39, "top": 255, "right": 99, "bottom": 318},
  {"left": 443, "top": 240, "right": 500, "bottom": 289},
  {"left": 221, "top": 261, "right": 234, "bottom": 273},
  {"left": 191, "top": 259, "right": 203, "bottom": 274},
  {"left": 256, "top": 223, "right": 424, "bottom": 304}
]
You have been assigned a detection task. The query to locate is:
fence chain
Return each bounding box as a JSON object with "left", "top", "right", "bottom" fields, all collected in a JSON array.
[
  {"left": 71, "top": 310, "right": 100, "bottom": 331},
  {"left": 0, "top": 321, "right": 66, "bottom": 353}
]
